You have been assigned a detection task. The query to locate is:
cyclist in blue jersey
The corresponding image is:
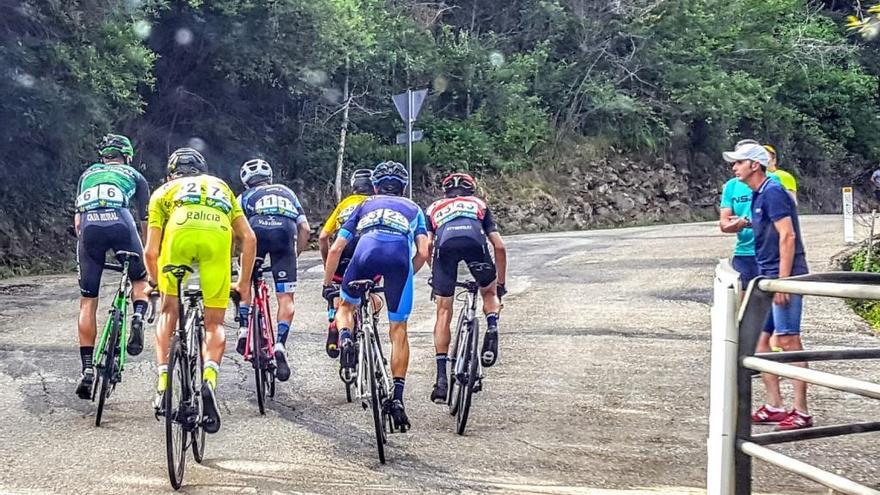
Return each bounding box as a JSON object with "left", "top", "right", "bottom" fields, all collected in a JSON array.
[
  {"left": 236, "top": 159, "right": 310, "bottom": 382},
  {"left": 74, "top": 134, "right": 151, "bottom": 399},
  {"left": 321, "top": 161, "right": 430, "bottom": 431}
]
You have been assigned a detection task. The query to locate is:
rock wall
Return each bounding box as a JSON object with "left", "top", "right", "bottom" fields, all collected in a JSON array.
[{"left": 0, "top": 150, "right": 853, "bottom": 276}]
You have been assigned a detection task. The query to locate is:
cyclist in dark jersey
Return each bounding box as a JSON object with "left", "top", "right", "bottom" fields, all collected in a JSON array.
[
  {"left": 74, "top": 134, "right": 151, "bottom": 399},
  {"left": 425, "top": 173, "right": 507, "bottom": 403},
  {"left": 236, "top": 159, "right": 310, "bottom": 382},
  {"left": 321, "top": 161, "right": 430, "bottom": 430}
]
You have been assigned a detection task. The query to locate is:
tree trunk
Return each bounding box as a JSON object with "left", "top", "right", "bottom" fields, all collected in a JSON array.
[{"left": 335, "top": 57, "right": 351, "bottom": 202}]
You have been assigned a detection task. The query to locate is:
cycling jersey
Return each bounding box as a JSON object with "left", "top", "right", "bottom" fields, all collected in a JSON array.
[
  {"left": 75, "top": 163, "right": 150, "bottom": 297},
  {"left": 321, "top": 194, "right": 368, "bottom": 236},
  {"left": 338, "top": 195, "right": 427, "bottom": 322},
  {"left": 238, "top": 184, "right": 308, "bottom": 294},
  {"left": 76, "top": 163, "right": 150, "bottom": 219},
  {"left": 238, "top": 184, "right": 307, "bottom": 224},
  {"left": 426, "top": 195, "right": 498, "bottom": 297},
  {"left": 425, "top": 195, "right": 497, "bottom": 246},
  {"left": 149, "top": 175, "right": 244, "bottom": 308}
]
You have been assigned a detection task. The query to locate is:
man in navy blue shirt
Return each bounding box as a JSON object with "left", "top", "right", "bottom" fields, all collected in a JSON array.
[{"left": 723, "top": 142, "right": 812, "bottom": 431}]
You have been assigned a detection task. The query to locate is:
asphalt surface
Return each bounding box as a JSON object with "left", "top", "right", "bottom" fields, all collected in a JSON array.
[{"left": 0, "top": 215, "right": 877, "bottom": 494}]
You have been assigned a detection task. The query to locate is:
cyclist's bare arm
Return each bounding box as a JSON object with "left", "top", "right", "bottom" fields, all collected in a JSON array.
[
  {"left": 74, "top": 212, "right": 81, "bottom": 236},
  {"left": 318, "top": 230, "right": 331, "bottom": 263},
  {"left": 296, "top": 220, "right": 310, "bottom": 256},
  {"left": 323, "top": 236, "right": 349, "bottom": 286},
  {"left": 425, "top": 232, "right": 435, "bottom": 268},
  {"left": 144, "top": 226, "right": 164, "bottom": 285},
  {"left": 412, "top": 234, "right": 430, "bottom": 273},
  {"left": 232, "top": 216, "right": 257, "bottom": 299},
  {"left": 488, "top": 232, "right": 507, "bottom": 285}
]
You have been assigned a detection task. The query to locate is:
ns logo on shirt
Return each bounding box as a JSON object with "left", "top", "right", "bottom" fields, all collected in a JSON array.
[{"left": 731, "top": 195, "right": 751, "bottom": 204}]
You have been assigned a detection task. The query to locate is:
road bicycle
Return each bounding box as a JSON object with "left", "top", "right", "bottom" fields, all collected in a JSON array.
[
  {"left": 90, "top": 250, "right": 140, "bottom": 427},
  {"left": 445, "top": 263, "right": 495, "bottom": 435},
  {"left": 161, "top": 264, "right": 207, "bottom": 490},
  {"left": 339, "top": 279, "right": 398, "bottom": 464},
  {"left": 238, "top": 257, "right": 277, "bottom": 414}
]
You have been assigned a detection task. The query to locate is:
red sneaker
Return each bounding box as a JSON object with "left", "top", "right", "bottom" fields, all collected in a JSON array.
[
  {"left": 751, "top": 405, "right": 789, "bottom": 424},
  {"left": 775, "top": 410, "right": 813, "bottom": 431}
]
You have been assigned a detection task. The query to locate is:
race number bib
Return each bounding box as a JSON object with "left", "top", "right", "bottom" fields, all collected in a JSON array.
[
  {"left": 174, "top": 179, "right": 233, "bottom": 214},
  {"left": 76, "top": 184, "right": 125, "bottom": 211},
  {"left": 254, "top": 194, "right": 298, "bottom": 218},
  {"left": 357, "top": 208, "right": 409, "bottom": 234},
  {"left": 431, "top": 199, "right": 481, "bottom": 228},
  {"left": 337, "top": 204, "right": 358, "bottom": 224}
]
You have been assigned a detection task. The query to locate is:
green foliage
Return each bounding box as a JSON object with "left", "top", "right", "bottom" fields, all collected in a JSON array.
[{"left": 848, "top": 247, "right": 880, "bottom": 329}]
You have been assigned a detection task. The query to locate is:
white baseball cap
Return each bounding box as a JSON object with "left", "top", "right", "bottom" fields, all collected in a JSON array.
[{"left": 722, "top": 143, "right": 769, "bottom": 166}]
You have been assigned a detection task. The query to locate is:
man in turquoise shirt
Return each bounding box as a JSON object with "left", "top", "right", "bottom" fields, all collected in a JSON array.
[{"left": 719, "top": 139, "right": 780, "bottom": 288}]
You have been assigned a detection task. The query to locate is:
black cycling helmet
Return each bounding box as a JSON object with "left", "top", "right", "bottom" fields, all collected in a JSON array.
[
  {"left": 98, "top": 134, "right": 134, "bottom": 162},
  {"left": 350, "top": 168, "right": 373, "bottom": 194},
  {"left": 167, "top": 147, "right": 208, "bottom": 177},
  {"left": 371, "top": 161, "right": 408, "bottom": 195}
]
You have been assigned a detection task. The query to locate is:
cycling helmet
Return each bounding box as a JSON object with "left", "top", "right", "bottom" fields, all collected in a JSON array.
[
  {"left": 98, "top": 134, "right": 134, "bottom": 160},
  {"left": 441, "top": 172, "right": 477, "bottom": 196},
  {"left": 240, "top": 158, "right": 273, "bottom": 187},
  {"left": 167, "top": 147, "right": 208, "bottom": 177},
  {"left": 350, "top": 168, "right": 373, "bottom": 194},
  {"left": 371, "top": 161, "right": 408, "bottom": 195}
]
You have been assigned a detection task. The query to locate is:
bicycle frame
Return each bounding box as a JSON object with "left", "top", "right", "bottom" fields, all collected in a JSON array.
[
  {"left": 355, "top": 290, "right": 391, "bottom": 403},
  {"left": 243, "top": 272, "right": 275, "bottom": 363},
  {"left": 452, "top": 286, "right": 480, "bottom": 381},
  {"left": 93, "top": 258, "right": 131, "bottom": 372}
]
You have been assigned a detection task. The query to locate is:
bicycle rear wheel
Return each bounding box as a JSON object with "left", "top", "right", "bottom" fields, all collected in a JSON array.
[
  {"left": 367, "top": 330, "right": 386, "bottom": 464},
  {"left": 456, "top": 317, "right": 480, "bottom": 435},
  {"left": 191, "top": 319, "right": 206, "bottom": 464},
  {"left": 165, "top": 336, "right": 188, "bottom": 490},
  {"left": 252, "top": 306, "right": 266, "bottom": 415},
  {"left": 448, "top": 311, "right": 468, "bottom": 415},
  {"left": 95, "top": 309, "right": 121, "bottom": 427}
]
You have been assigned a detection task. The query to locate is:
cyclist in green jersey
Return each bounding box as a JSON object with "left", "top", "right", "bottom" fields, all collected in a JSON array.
[
  {"left": 764, "top": 145, "right": 797, "bottom": 203},
  {"left": 74, "top": 134, "right": 151, "bottom": 399}
]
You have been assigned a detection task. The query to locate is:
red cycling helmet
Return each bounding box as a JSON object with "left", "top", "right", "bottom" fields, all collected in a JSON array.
[{"left": 441, "top": 172, "right": 477, "bottom": 193}]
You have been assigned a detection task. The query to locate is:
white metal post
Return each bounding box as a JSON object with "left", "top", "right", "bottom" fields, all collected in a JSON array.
[
  {"left": 843, "top": 186, "right": 854, "bottom": 244},
  {"left": 407, "top": 88, "right": 413, "bottom": 200},
  {"left": 707, "top": 260, "right": 742, "bottom": 495}
]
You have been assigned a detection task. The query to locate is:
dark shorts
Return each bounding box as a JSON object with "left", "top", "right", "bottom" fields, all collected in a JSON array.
[
  {"left": 341, "top": 232, "right": 413, "bottom": 322},
  {"left": 77, "top": 208, "right": 146, "bottom": 298},
  {"left": 431, "top": 236, "right": 496, "bottom": 298},
  {"left": 250, "top": 216, "right": 298, "bottom": 293},
  {"left": 732, "top": 255, "right": 760, "bottom": 290}
]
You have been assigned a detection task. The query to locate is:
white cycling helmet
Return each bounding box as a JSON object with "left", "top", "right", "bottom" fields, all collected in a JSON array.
[{"left": 240, "top": 158, "right": 273, "bottom": 187}]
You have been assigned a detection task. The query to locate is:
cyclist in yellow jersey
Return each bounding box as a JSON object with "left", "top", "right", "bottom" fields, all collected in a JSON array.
[
  {"left": 764, "top": 145, "right": 797, "bottom": 203},
  {"left": 318, "top": 168, "right": 374, "bottom": 357},
  {"left": 144, "top": 147, "right": 256, "bottom": 434}
]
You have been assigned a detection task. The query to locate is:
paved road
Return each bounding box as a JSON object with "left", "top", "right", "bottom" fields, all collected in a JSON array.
[{"left": 0, "top": 215, "right": 876, "bottom": 494}]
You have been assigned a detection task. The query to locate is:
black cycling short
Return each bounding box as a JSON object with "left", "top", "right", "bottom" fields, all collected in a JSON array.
[
  {"left": 431, "top": 236, "right": 496, "bottom": 298},
  {"left": 77, "top": 208, "right": 146, "bottom": 298},
  {"left": 250, "top": 216, "right": 298, "bottom": 293}
]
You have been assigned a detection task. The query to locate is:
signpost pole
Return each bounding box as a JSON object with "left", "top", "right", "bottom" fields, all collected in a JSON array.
[
  {"left": 843, "top": 187, "right": 854, "bottom": 244},
  {"left": 407, "top": 88, "right": 413, "bottom": 199}
]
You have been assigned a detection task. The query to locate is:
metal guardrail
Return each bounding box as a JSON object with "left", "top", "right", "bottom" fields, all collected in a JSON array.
[{"left": 708, "top": 266, "right": 880, "bottom": 495}]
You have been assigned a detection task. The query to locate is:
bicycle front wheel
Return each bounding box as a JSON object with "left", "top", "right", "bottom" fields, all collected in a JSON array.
[
  {"left": 456, "top": 317, "right": 480, "bottom": 435},
  {"left": 165, "top": 336, "right": 188, "bottom": 490},
  {"left": 95, "top": 309, "right": 121, "bottom": 427},
  {"left": 252, "top": 306, "right": 266, "bottom": 415},
  {"left": 367, "top": 331, "right": 386, "bottom": 464}
]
